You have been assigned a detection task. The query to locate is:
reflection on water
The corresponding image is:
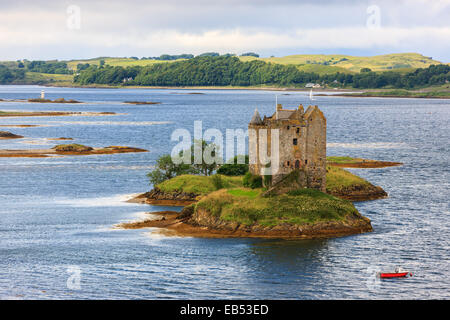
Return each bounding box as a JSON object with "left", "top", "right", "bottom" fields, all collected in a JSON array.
[
  {"left": 0, "top": 85, "right": 449, "bottom": 299},
  {"left": 250, "top": 239, "right": 329, "bottom": 265}
]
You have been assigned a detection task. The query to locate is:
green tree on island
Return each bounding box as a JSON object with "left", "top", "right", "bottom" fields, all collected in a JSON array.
[
  {"left": 147, "top": 154, "right": 194, "bottom": 186},
  {"left": 186, "top": 139, "right": 222, "bottom": 176},
  {"left": 216, "top": 155, "right": 249, "bottom": 176},
  {"left": 147, "top": 140, "right": 222, "bottom": 186}
]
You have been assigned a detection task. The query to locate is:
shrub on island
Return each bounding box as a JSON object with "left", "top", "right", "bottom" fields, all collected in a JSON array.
[
  {"left": 53, "top": 144, "right": 94, "bottom": 153},
  {"left": 216, "top": 155, "right": 249, "bottom": 176},
  {"left": 243, "top": 172, "right": 263, "bottom": 189}
]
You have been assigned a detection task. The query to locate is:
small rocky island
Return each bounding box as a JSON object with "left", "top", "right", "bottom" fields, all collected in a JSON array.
[
  {"left": 0, "top": 144, "right": 147, "bottom": 158},
  {"left": 0, "top": 131, "right": 24, "bottom": 139},
  {"left": 27, "top": 98, "right": 81, "bottom": 103},
  {"left": 123, "top": 101, "right": 161, "bottom": 105},
  {"left": 123, "top": 104, "right": 397, "bottom": 239},
  {"left": 327, "top": 156, "right": 402, "bottom": 168},
  {"left": 0, "top": 110, "right": 115, "bottom": 117},
  {"left": 124, "top": 172, "right": 374, "bottom": 239}
]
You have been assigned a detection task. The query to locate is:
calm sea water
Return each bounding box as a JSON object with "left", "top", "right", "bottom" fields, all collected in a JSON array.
[{"left": 0, "top": 85, "right": 448, "bottom": 299}]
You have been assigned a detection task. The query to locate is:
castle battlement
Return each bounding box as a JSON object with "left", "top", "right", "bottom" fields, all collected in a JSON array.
[{"left": 248, "top": 104, "right": 327, "bottom": 191}]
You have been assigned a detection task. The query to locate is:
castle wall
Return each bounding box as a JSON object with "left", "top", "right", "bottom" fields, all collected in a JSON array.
[
  {"left": 248, "top": 105, "right": 326, "bottom": 191},
  {"left": 304, "top": 112, "right": 327, "bottom": 191}
]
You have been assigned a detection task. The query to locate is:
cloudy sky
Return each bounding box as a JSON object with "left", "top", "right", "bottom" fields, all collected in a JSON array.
[{"left": 1, "top": 0, "right": 450, "bottom": 61}]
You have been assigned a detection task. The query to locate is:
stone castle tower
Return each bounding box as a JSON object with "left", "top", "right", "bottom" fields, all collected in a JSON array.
[{"left": 248, "top": 104, "right": 327, "bottom": 191}]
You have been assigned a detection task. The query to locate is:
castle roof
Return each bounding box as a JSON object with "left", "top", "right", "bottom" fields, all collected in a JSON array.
[
  {"left": 304, "top": 105, "right": 325, "bottom": 120},
  {"left": 275, "top": 109, "right": 295, "bottom": 120},
  {"left": 250, "top": 108, "right": 263, "bottom": 125}
]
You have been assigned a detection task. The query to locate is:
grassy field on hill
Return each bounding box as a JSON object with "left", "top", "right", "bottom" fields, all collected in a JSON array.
[
  {"left": 296, "top": 64, "right": 353, "bottom": 75},
  {"left": 64, "top": 52, "right": 441, "bottom": 75},
  {"left": 3, "top": 52, "right": 446, "bottom": 88},
  {"left": 239, "top": 53, "right": 440, "bottom": 73},
  {"left": 24, "top": 72, "right": 73, "bottom": 84},
  {"left": 66, "top": 57, "right": 179, "bottom": 71}
]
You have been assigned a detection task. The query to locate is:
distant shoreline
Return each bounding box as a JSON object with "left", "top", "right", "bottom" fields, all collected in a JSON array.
[
  {"left": 318, "top": 93, "right": 450, "bottom": 99},
  {"left": 47, "top": 84, "right": 450, "bottom": 99},
  {"left": 42, "top": 83, "right": 350, "bottom": 92},
  {"left": 2, "top": 83, "right": 449, "bottom": 99}
]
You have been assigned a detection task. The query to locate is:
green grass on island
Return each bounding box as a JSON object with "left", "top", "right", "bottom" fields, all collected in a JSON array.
[
  {"left": 325, "top": 166, "right": 370, "bottom": 194},
  {"left": 154, "top": 167, "right": 372, "bottom": 227},
  {"left": 156, "top": 174, "right": 243, "bottom": 195},
  {"left": 156, "top": 166, "right": 369, "bottom": 196},
  {"left": 326, "top": 156, "right": 361, "bottom": 164},
  {"left": 227, "top": 188, "right": 260, "bottom": 198},
  {"left": 195, "top": 188, "right": 359, "bottom": 227}
]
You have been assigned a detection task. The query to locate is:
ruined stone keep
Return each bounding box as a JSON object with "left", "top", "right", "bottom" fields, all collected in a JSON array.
[{"left": 248, "top": 104, "right": 327, "bottom": 191}]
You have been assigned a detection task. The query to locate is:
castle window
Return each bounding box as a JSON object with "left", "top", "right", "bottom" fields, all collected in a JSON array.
[
  {"left": 287, "top": 161, "right": 290, "bottom": 166},
  {"left": 293, "top": 138, "right": 298, "bottom": 145},
  {"left": 296, "top": 128, "right": 300, "bottom": 134},
  {"left": 305, "top": 159, "right": 308, "bottom": 164},
  {"left": 287, "top": 126, "right": 290, "bottom": 130}
]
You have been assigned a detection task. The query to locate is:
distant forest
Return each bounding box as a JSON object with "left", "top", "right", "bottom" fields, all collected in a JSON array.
[
  {"left": 1, "top": 56, "right": 450, "bottom": 88},
  {"left": 74, "top": 56, "right": 450, "bottom": 89},
  {"left": 26, "top": 61, "right": 73, "bottom": 74},
  {"left": 0, "top": 65, "right": 25, "bottom": 84}
]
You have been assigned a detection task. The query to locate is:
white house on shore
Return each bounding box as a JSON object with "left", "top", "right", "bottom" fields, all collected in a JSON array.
[{"left": 305, "top": 83, "right": 321, "bottom": 88}]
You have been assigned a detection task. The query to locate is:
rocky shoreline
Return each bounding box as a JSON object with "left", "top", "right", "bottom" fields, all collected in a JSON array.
[
  {"left": 128, "top": 187, "right": 201, "bottom": 206},
  {"left": 327, "top": 184, "right": 388, "bottom": 201},
  {"left": 118, "top": 208, "right": 373, "bottom": 239}
]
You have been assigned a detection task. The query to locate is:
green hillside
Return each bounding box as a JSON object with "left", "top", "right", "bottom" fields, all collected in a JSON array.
[
  {"left": 63, "top": 53, "right": 442, "bottom": 74},
  {"left": 24, "top": 72, "right": 73, "bottom": 84},
  {"left": 2, "top": 53, "right": 447, "bottom": 88},
  {"left": 239, "top": 53, "right": 441, "bottom": 73},
  {"left": 66, "top": 57, "right": 181, "bottom": 71}
]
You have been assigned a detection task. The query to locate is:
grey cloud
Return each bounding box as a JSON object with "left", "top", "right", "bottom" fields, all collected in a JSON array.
[{"left": 0, "top": 0, "right": 449, "bottom": 60}]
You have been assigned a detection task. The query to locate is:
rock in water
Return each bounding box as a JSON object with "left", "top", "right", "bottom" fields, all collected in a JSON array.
[{"left": 0, "top": 131, "right": 23, "bottom": 139}]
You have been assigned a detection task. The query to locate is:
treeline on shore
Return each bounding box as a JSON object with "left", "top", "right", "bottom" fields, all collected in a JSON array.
[
  {"left": 2, "top": 56, "right": 450, "bottom": 88},
  {"left": 0, "top": 60, "right": 72, "bottom": 84},
  {"left": 26, "top": 61, "right": 73, "bottom": 74},
  {"left": 74, "top": 56, "right": 450, "bottom": 88},
  {"left": 0, "top": 65, "right": 26, "bottom": 84}
]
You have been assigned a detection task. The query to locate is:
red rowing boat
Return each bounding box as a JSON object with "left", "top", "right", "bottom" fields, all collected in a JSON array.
[
  {"left": 379, "top": 272, "right": 410, "bottom": 278},
  {"left": 378, "top": 267, "right": 413, "bottom": 279}
]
